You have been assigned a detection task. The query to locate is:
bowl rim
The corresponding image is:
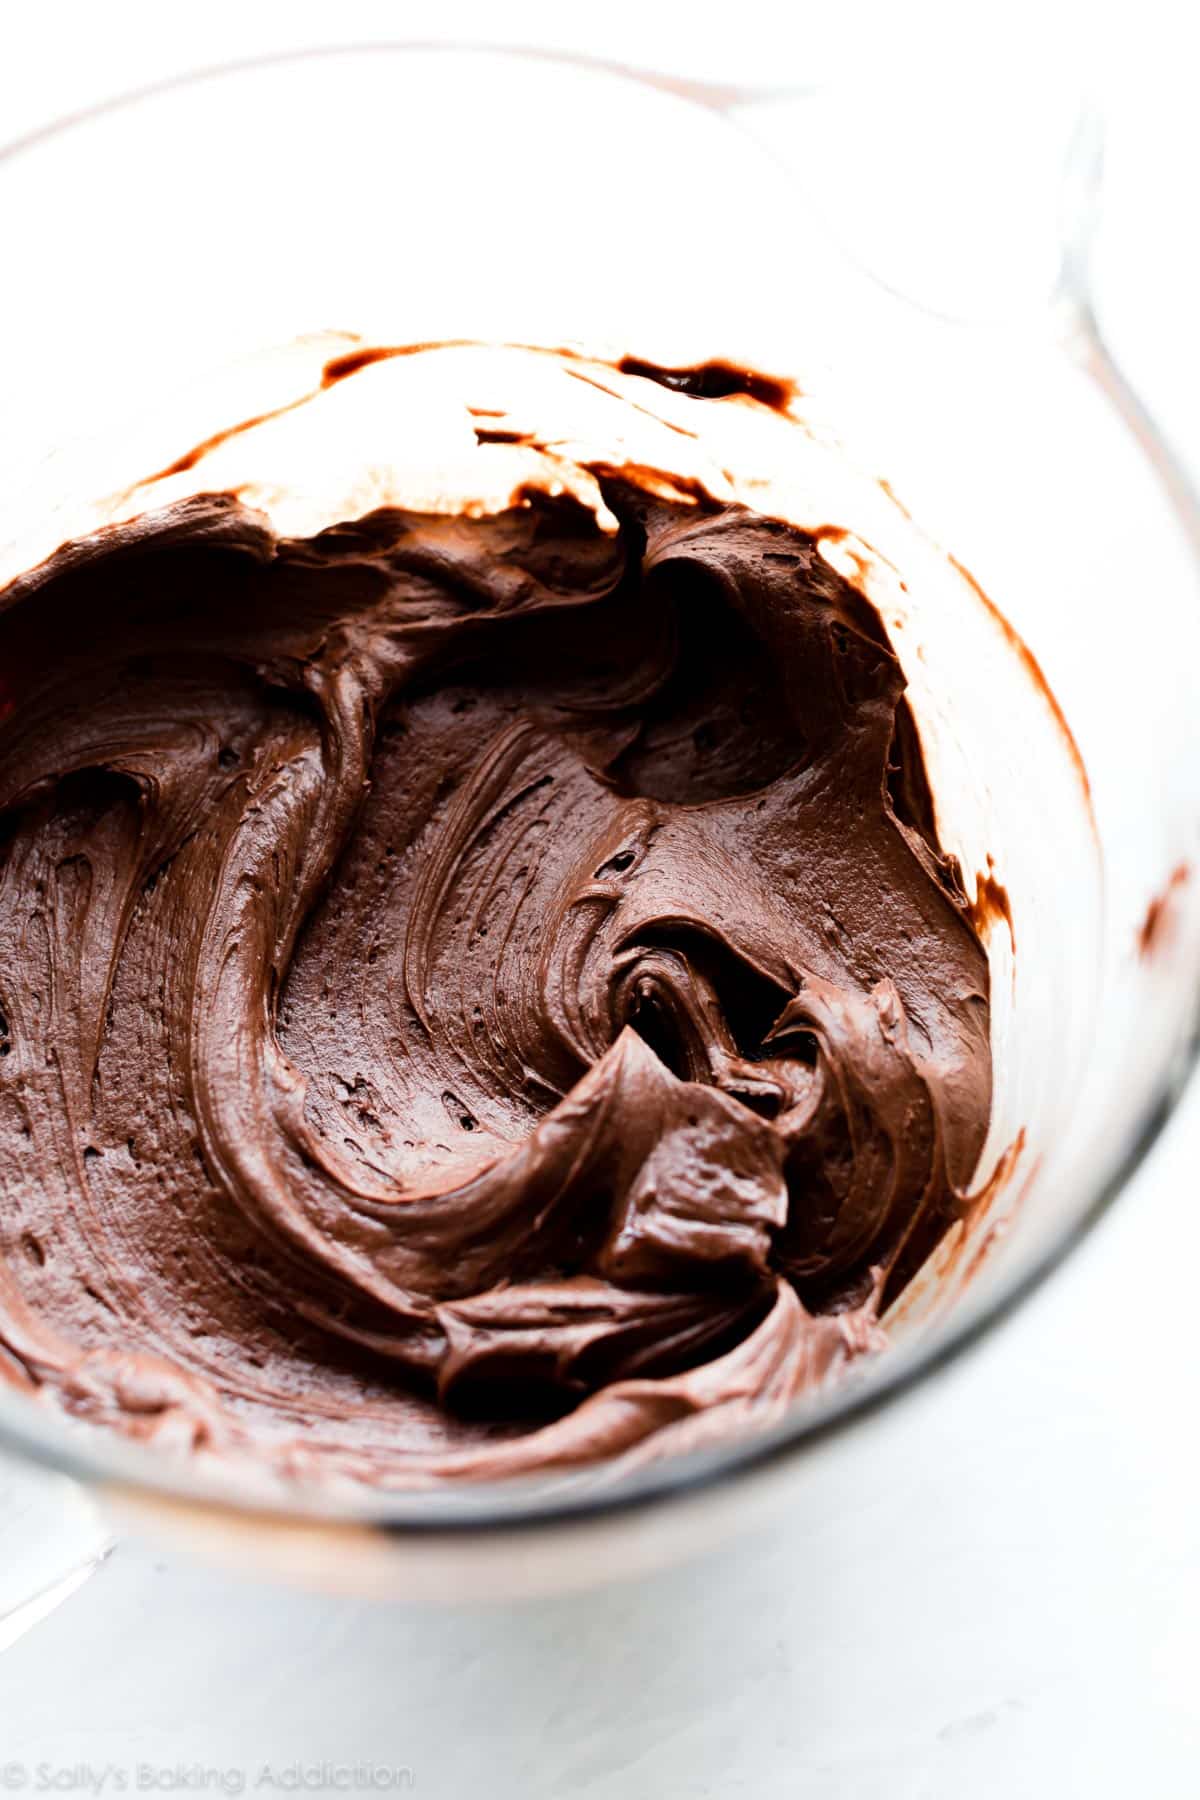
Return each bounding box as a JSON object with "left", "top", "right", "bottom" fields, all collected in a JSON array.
[{"left": 0, "top": 37, "right": 1198, "bottom": 1538}]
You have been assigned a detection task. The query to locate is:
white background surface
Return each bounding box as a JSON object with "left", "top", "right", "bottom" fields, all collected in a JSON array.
[{"left": 2, "top": 5, "right": 1199, "bottom": 1795}]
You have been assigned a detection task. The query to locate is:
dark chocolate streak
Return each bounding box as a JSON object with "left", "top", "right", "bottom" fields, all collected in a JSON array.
[
  {"left": 615, "top": 355, "right": 795, "bottom": 412},
  {"left": 0, "top": 481, "right": 990, "bottom": 1486}
]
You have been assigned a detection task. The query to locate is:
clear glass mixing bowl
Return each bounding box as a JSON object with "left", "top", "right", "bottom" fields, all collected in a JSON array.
[{"left": 0, "top": 42, "right": 1198, "bottom": 1600}]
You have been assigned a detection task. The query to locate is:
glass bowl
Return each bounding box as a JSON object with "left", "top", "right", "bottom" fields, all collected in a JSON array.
[{"left": 0, "top": 42, "right": 1198, "bottom": 1600}]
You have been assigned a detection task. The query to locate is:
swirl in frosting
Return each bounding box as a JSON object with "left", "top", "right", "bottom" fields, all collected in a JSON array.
[{"left": 0, "top": 365, "right": 991, "bottom": 1487}]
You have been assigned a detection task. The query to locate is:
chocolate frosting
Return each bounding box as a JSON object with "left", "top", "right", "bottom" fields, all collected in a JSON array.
[{"left": 0, "top": 455, "right": 990, "bottom": 1486}]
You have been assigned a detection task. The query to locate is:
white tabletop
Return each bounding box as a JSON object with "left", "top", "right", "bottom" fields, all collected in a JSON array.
[{"left": 2, "top": 7, "right": 1198, "bottom": 1796}]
